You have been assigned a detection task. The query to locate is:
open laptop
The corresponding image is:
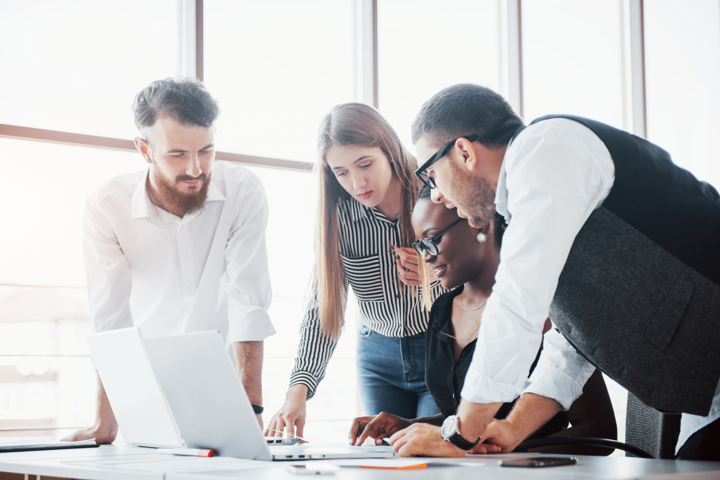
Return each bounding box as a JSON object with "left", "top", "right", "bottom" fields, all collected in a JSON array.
[
  {"left": 88, "top": 328, "right": 396, "bottom": 461},
  {"left": 87, "top": 328, "right": 184, "bottom": 448}
]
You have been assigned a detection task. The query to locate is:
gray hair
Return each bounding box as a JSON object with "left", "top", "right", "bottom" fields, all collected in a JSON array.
[
  {"left": 132, "top": 78, "right": 219, "bottom": 135},
  {"left": 411, "top": 84, "right": 523, "bottom": 149}
]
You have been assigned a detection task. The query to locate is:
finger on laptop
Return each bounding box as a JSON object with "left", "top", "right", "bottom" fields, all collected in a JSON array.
[
  {"left": 295, "top": 417, "right": 306, "bottom": 440},
  {"left": 357, "top": 417, "right": 383, "bottom": 446},
  {"left": 267, "top": 417, "right": 284, "bottom": 437},
  {"left": 348, "top": 416, "right": 373, "bottom": 445}
]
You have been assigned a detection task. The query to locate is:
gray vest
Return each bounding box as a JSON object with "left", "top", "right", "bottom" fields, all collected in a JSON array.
[{"left": 500, "top": 116, "right": 720, "bottom": 416}]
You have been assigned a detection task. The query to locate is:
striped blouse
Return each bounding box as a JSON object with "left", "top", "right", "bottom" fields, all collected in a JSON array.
[{"left": 290, "top": 197, "right": 445, "bottom": 398}]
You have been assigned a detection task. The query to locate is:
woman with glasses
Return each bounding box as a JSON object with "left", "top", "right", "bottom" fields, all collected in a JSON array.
[
  {"left": 265, "top": 103, "right": 445, "bottom": 439},
  {"left": 348, "top": 185, "right": 617, "bottom": 455}
]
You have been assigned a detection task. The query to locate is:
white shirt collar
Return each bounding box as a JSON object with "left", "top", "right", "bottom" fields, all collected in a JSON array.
[{"left": 495, "top": 158, "right": 511, "bottom": 224}]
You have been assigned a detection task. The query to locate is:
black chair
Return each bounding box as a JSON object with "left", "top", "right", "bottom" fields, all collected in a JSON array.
[
  {"left": 515, "top": 391, "right": 680, "bottom": 458},
  {"left": 625, "top": 392, "right": 681, "bottom": 459}
]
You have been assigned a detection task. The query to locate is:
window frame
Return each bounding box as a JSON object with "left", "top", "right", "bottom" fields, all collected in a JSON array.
[{"left": 0, "top": 0, "right": 650, "bottom": 436}]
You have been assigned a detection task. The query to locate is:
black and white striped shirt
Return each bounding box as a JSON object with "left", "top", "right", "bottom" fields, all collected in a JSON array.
[{"left": 290, "top": 197, "right": 445, "bottom": 398}]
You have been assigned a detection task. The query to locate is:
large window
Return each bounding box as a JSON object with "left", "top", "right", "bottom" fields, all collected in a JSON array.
[
  {"left": 204, "top": 0, "right": 355, "bottom": 163},
  {"left": 0, "top": 0, "right": 178, "bottom": 139},
  {"left": 522, "top": 0, "right": 624, "bottom": 128},
  {"left": 644, "top": 0, "right": 720, "bottom": 187},
  {"left": 378, "top": 0, "right": 501, "bottom": 148},
  {"left": 2, "top": 0, "right": 720, "bottom": 451}
]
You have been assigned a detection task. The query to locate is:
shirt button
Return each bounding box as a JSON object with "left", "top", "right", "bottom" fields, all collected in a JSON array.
[{"left": 395, "top": 294, "right": 400, "bottom": 299}]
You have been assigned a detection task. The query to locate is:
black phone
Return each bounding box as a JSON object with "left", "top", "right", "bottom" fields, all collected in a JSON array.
[{"left": 499, "top": 456, "right": 578, "bottom": 468}]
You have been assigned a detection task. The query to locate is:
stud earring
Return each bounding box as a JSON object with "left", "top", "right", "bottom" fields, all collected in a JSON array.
[{"left": 476, "top": 232, "right": 487, "bottom": 243}]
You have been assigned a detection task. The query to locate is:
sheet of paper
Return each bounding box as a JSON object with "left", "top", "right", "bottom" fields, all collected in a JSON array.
[
  {"left": 328, "top": 459, "right": 434, "bottom": 468},
  {"left": 66, "top": 455, "right": 274, "bottom": 473},
  {"left": 0, "top": 438, "right": 97, "bottom": 447},
  {"left": 327, "top": 458, "right": 487, "bottom": 468}
]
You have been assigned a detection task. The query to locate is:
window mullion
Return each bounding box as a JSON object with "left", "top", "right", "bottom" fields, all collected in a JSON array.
[
  {"left": 499, "top": 0, "right": 523, "bottom": 118},
  {"left": 622, "top": 0, "right": 647, "bottom": 138},
  {"left": 354, "top": 0, "right": 378, "bottom": 108},
  {"left": 178, "top": 0, "right": 199, "bottom": 79}
]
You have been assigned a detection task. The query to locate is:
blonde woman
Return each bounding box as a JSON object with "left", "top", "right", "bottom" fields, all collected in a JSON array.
[{"left": 266, "top": 103, "right": 444, "bottom": 439}]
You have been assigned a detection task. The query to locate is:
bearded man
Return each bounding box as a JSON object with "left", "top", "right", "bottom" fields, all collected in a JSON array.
[
  {"left": 66, "top": 78, "right": 274, "bottom": 443},
  {"left": 388, "top": 84, "right": 720, "bottom": 460}
]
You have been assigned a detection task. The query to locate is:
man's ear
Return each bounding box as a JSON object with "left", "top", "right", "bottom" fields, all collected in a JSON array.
[
  {"left": 134, "top": 137, "right": 152, "bottom": 164},
  {"left": 454, "top": 138, "right": 479, "bottom": 172}
]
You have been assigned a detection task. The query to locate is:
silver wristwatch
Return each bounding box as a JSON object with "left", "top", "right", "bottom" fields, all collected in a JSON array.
[{"left": 441, "top": 415, "right": 480, "bottom": 451}]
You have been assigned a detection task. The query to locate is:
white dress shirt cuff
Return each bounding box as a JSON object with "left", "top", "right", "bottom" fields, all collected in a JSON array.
[
  {"left": 523, "top": 355, "right": 596, "bottom": 411},
  {"left": 460, "top": 366, "right": 525, "bottom": 404},
  {"left": 227, "top": 308, "right": 275, "bottom": 343}
]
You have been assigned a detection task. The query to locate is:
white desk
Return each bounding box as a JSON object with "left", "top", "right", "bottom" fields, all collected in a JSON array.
[{"left": 0, "top": 445, "right": 718, "bottom": 480}]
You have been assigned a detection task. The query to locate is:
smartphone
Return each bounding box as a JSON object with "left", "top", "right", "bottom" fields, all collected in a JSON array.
[
  {"left": 286, "top": 464, "right": 340, "bottom": 475},
  {"left": 499, "top": 456, "right": 577, "bottom": 468}
]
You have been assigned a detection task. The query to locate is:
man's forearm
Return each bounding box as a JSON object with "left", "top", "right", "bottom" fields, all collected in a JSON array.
[
  {"left": 457, "top": 399, "right": 503, "bottom": 441},
  {"left": 504, "top": 393, "right": 562, "bottom": 445},
  {"left": 233, "top": 341, "right": 263, "bottom": 406}
]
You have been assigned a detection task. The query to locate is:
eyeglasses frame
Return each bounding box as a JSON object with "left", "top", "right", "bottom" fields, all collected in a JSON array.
[
  {"left": 414, "top": 135, "right": 479, "bottom": 189},
  {"left": 412, "top": 218, "right": 464, "bottom": 257}
]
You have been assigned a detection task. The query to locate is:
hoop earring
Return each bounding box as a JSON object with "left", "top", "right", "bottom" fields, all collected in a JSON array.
[{"left": 476, "top": 231, "right": 487, "bottom": 243}]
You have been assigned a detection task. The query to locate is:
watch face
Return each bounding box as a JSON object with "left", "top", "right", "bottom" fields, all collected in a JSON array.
[{"left": 441, "top": 415, "right": 458, "bottom": 439}]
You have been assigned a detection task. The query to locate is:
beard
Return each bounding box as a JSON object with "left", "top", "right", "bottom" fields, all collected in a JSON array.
[
  {"left": 151, "top": 167, "right": 211, "bottom": 217},
  {"left": 449, "top": 160, "right": 497, "bottom": 228}
]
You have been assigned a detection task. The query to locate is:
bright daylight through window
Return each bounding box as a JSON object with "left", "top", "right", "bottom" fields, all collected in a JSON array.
[{"left": 0, "top": 0, "right": 719, "bottom": 450}]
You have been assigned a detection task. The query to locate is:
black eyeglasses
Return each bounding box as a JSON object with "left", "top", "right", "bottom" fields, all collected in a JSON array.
[
  {"left": 412, "top": 218, "right": 463, "bottom": 257},
  {"left": 414, "top": 135, "right": 478, "bottom": 189}
]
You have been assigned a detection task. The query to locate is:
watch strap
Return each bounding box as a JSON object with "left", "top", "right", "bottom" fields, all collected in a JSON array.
[
  {"left": 448, "top": 432, "right": 480, "bottom": 451},
  {"left": 251, "top": 404, "right": 264, "bottom": 414}
]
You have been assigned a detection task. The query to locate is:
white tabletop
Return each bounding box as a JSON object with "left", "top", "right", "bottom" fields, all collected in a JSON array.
[
  {"left": 167, "top": 454, "right": 720, "bottom": 480},
  {"left": 0, "top": 444, "right": 719, "bottom": 480}
]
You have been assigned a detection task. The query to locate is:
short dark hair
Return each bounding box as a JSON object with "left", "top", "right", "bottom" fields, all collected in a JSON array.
[
  {"left": 132, "top": 78, "right": 219, "bottom": 133},
  {"left": 411, "top": 84, "right": 523, "bottom": 149}
]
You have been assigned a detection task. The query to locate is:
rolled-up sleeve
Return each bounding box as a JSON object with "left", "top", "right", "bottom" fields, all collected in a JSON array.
[
  {"left": 461, "top": 119, "right": 614, "bottom": 404},
  {"left": 224, "top": 176, "right": 275, "bottom": 343},
  {"left": 83, "top": 195, "right": 134, "bottom": 333},
  {"left": 523, "top": 328, "right": 596, "bottom": 410}
]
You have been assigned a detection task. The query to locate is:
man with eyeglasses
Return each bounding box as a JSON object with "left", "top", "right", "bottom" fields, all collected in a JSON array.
[{"left": 386, "top": 83, "right": 720, "bottom": 460}]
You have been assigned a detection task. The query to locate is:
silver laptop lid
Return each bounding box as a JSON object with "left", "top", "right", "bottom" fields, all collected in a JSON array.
[
  {"left": 87, "top": 327, "right": 183, "bottom": 448},
  {"left": 144, "top": 331, "right": 272, "bottom": 461}
]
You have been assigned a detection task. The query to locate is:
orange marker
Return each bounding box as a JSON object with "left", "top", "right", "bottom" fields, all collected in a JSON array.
[
  {"left": 157, "top": 448, "right": 214, "bottom": 457},
  {"left": 361, "top": 463, "right": 427, "bottom": 470}
]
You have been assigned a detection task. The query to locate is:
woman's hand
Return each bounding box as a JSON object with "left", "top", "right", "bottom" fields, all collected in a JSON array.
[
  {"left": 349, "top": 412, "right": 412, "bottom": 445},
  {"left": 264, "top": 385, "right": 308, "bottom": 439},
  {"left": 393, "top": 246, "right": 421, "bottom": 286}
]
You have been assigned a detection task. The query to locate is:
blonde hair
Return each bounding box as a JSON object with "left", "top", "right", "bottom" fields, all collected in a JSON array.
[
  {"left": 314, "top": 103, "right": 421, "bottom": 340},
  {"left": 415, "top": 189, "right": 436, "bottom": 313},
  {"left": 419, "top": 259, "right": 434, "bottom": 312}
]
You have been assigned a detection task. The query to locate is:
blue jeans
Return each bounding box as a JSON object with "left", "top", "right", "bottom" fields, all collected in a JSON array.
[{"left": 356, "top": 324, "right": 440, "bottom": 419}]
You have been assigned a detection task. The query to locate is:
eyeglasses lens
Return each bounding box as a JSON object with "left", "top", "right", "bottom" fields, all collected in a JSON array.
[
  {"left": 422, "top": 239, "right": 438, "bottom": 257},
  {"left": 419, "top": 172, "right": 435, "bottom": 189}
]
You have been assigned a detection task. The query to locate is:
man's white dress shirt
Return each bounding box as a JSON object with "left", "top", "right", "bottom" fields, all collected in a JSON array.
[
  {"left": 83, "top": 160, "right": 275, "bottom": 344},
  {"left": 460, "top": 118, "right": 718, "bottom": 451}
]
